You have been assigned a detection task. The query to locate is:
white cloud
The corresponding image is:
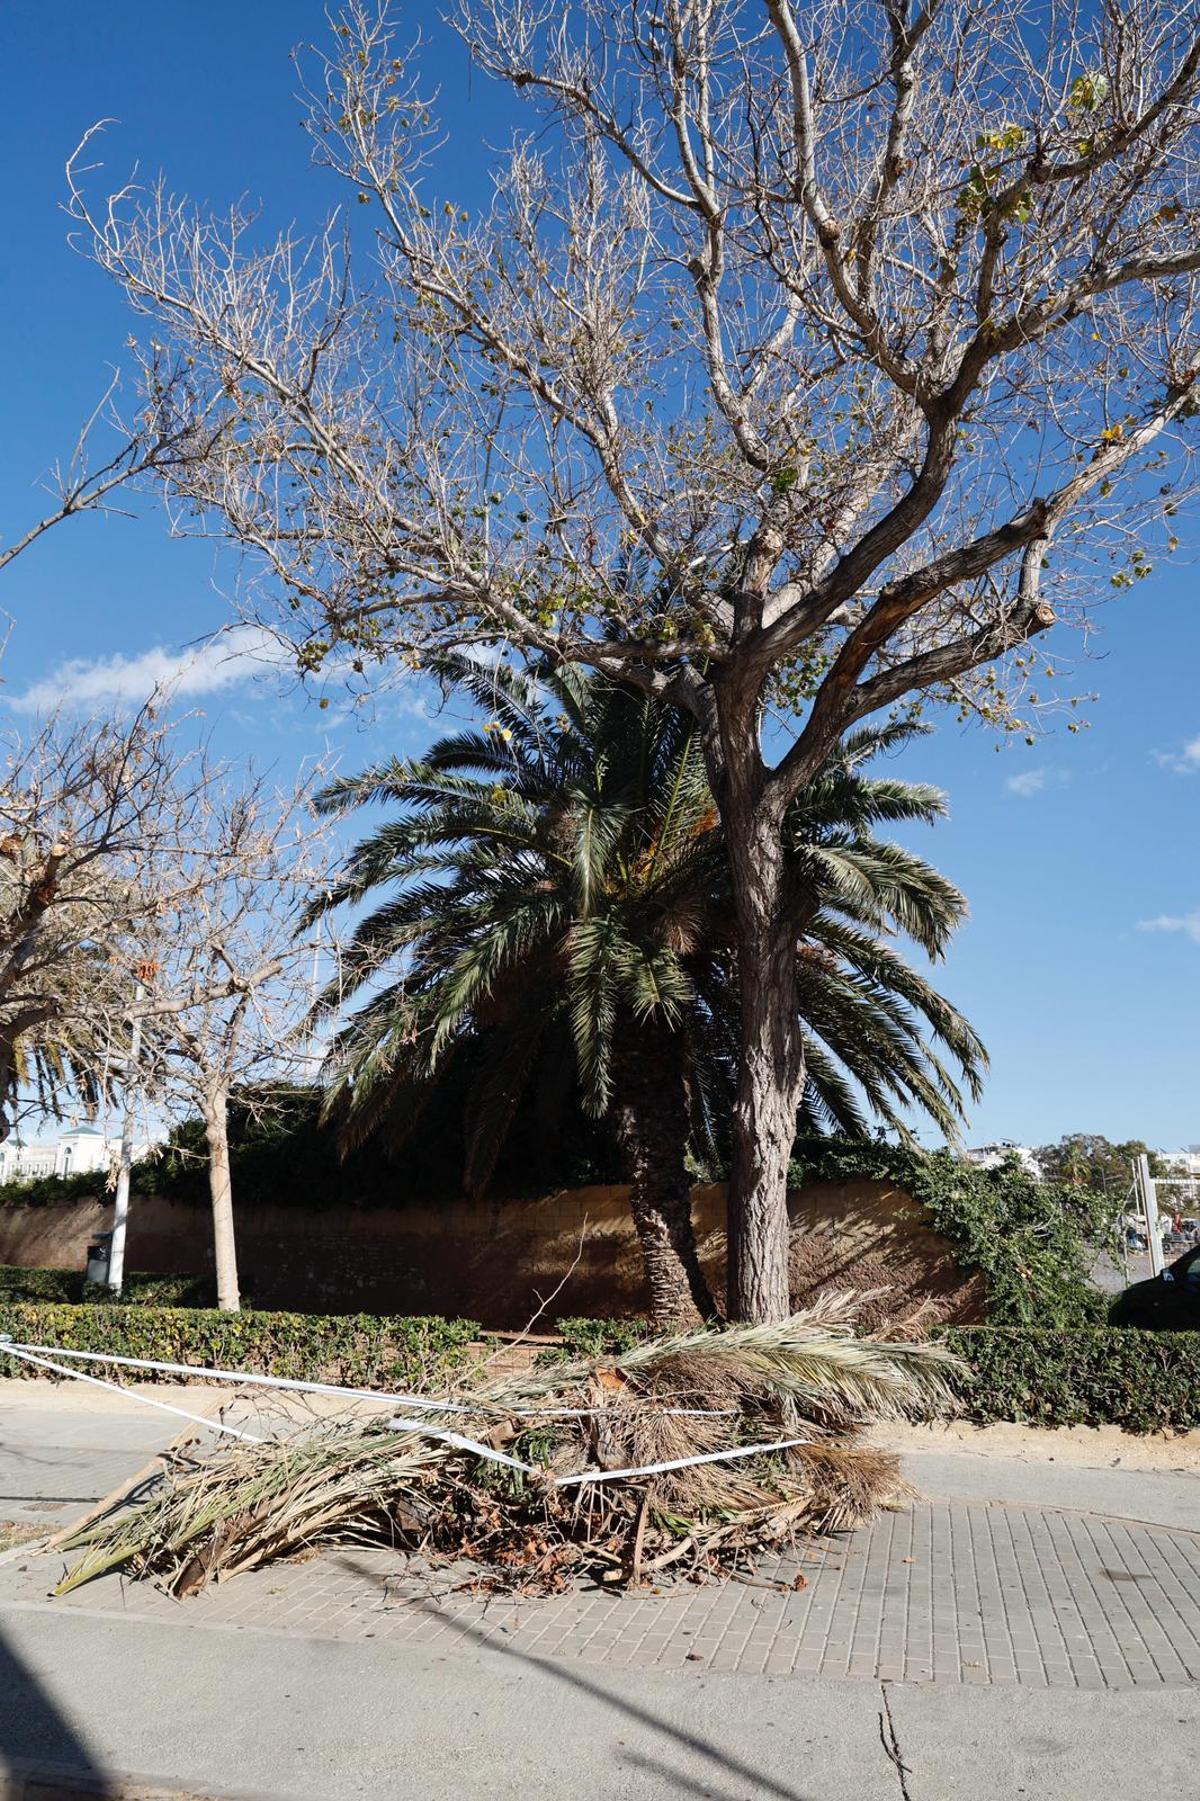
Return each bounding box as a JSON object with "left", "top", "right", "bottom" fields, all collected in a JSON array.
[
  {"left": 1154, "top": 734, "right": 1200, "bottom": 776},
  {"left": 8, "top": 626, "right": 290, "bottom": 714},
  {"left": 1006, "top": 768, "right": 1047, "bottom": 797},
  {"left": 1137, "top": 909, "right": 1200, "bottom": 945}
]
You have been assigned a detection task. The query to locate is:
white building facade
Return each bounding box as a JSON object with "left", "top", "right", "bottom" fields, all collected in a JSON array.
[
  {"left": 0, "top": 1128, "right": 152, "bottom": 1184},
  {"left": 961, "top": 1141, "right": 1043, "bottom": 1179}
]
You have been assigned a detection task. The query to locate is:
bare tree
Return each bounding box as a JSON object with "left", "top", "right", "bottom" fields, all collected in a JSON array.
[
  {"left": 69, "top": 1, "right": 1200, "bottom": 1318},
  {"left": 0, "top": 369, "right": 218, "bottom": 577},
  {"left": 129, "top": 775, "right": 333, "bottom": 1312},
  {"left": 0, "top": 704, "right": 207, "bottom": 1147}
]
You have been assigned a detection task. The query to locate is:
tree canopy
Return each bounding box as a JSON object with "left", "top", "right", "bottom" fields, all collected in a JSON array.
[{"left": 68, "top": 0, "right": 1200, "bottom": 1316}]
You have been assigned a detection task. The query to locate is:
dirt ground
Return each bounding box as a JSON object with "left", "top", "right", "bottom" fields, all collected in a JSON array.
[{"left": 869, "top": 1417, "right": 1200, "bottom": 1473}]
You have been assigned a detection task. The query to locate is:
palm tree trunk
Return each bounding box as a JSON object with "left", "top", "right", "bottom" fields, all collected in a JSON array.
[{"left": 611, "top": 1022, "right": 718, "bottom": 1326}]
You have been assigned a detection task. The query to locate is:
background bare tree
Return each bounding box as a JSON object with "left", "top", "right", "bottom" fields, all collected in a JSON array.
[
  {"left": 70, "top": 0, "right": 1200, "bottom": 1318},
  {"left": 128, "top": 775, "right": 333, "bottom": 1312},
  {"left": 0, "top": 705, "right": 207, "bottom": 1149},
  {"left": 0, "top": 368, "right": 216, "bottom": 578}
]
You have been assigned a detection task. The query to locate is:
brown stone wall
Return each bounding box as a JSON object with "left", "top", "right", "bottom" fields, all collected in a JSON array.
[
  {"left": 0, "top": 1178, "right": 983, "bottom": 1329},
  {"left": 783, "top": 1178, "right": 986, "bottom": 1331},
  {"left": 0, "top": 1199, "right": 114, "bottom": 1273}
]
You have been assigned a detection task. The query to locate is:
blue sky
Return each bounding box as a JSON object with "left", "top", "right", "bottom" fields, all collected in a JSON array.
[{"left": 1, "top": 2, "right": 1196, "bottom": 1153}]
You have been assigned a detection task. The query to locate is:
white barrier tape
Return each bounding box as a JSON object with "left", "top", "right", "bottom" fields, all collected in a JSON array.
[
  {"left": 660, "top": 1408, "right": 738, "bottom": 1418},
  {"left": 553, "top": 1436, "right": 810, "bottom": 1489},
  {"left": 0, "top": 1334, "right": 802, "bottom": 1489},
  {"left": 0, "top": 1340, "right": 470, "bottom": 1413},
  {"left": 386, "top": 1417, "right": 810, "bottom": 1487},
  {"left": 0, "top": 1339, "right": 732, "bottom": 1420},
  {"left": 0, "top": 1341, "right": 263, "bottom": 1444},
  {"left": 386, "top": 1415, "right": 537, "bottom": 1472}
]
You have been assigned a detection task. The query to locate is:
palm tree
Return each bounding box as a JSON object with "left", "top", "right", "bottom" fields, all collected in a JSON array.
[{"left": 312, "top": 658, "right": 985, "bottom": 1325}]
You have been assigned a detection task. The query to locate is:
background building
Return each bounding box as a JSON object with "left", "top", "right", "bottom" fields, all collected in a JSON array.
[
  {"left": 961, "top": 1141, "right": 1043, "bottom": 1179},
  {"left": 0, "top": 1127, "right": 153, "bottom": 1184}
]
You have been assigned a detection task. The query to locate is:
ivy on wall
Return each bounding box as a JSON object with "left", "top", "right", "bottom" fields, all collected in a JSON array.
[{"left": 786, "top": 1139, "right": 1113, "bottom": 1327}]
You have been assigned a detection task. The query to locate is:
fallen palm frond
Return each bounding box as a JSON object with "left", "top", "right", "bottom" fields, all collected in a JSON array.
[{"left": 55, "top": 1300, "right": 959, "bottom": 1598}]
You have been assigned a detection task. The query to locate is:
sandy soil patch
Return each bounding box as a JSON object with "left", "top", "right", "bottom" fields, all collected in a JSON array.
[{"left": 868, "top": 1417, "right": 1200, "bottom": 1473}]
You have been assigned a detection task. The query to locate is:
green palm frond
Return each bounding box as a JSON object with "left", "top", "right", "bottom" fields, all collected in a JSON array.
[
  {"left": 566, "top": 915, "right": 628, "bottom": 1112},
  {"left": 616, "top": 1302, "right": 960, "bottom": 1419},
  {"left": 315, "top": 655, "right": 985, "bottom": 1182}
]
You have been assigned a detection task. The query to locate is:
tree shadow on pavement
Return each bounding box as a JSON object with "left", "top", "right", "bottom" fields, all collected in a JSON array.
[
  {"left": 0, "top": 1627, "right": 116, "bottom": 1795},
  {"left": 404, "top": 1600, "right": 817, "bottom": 1801}
]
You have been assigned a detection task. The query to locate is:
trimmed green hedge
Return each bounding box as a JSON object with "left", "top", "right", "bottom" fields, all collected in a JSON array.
[
  {"left": 553, "top": 1315, "right": 649, "bottom": 1359},
  {"left": 0, "top": 1302, "right": 479, "bottom": 1389},
  {"left": 0, "top": 1266, "right": 88, "bottom": 1303},
  {"left": 9, "top": 1299, "right": 1191, "bottom": 1436},
  {"left": 556, "top": 1317, "right": 1200, "bottom": 1436},
  {"left": 0, "top": 1266, "right": 215, "bottom": 1307},
  {"left": 943, "top": 1326, "right": 1200, "bottom": 1434}
]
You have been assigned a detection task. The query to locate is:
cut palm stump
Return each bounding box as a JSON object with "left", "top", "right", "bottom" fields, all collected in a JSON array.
[{"left": 55, "top": 1299, "right": 959, "bottom": 1597}]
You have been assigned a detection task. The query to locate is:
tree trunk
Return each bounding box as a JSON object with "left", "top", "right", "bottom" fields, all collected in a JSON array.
[
  {"left": 0, "top": 1035, "right": 17, "bottom": 1146},
  {"left": 720, "top": 775, "right": 805, "bottom": 1325},
  {"left": 611, "top": 1023, "right": 718, "bottom": 1327},
  {"left": 203, "top": 1092, "right": 241, "bottom": 1312}
]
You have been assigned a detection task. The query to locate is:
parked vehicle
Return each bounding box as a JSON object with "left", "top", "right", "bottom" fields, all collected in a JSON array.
[{"left": 1109, "top": 1243, "right": 1200, "bottom": 1330}]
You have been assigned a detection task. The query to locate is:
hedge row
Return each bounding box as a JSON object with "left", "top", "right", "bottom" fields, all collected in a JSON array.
[
  {"left": 942, "top": 1326, "right": 1200, "bottom": 1434},
  {"left": 0, "top": 1302, "right": 480, "bottom": 1390},
  {"left": 5, "top": 1297, "right": 1196, "bottom": 1437},
  {"left": 0, "top": 1266, "right": 215, "bottom": 1307},
  {"left": 556, "top": 1317, "right": 1200, "bottom": 1436}
]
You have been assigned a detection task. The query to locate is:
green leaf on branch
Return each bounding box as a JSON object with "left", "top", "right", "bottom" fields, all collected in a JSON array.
[{"left": 1068, "top": 72, "right": 1110, "bottom": 113}]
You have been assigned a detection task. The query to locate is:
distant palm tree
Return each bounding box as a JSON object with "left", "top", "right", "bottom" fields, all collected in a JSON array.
[{"left": 312, "top": 658, "right": 985, "bottom": 1325}]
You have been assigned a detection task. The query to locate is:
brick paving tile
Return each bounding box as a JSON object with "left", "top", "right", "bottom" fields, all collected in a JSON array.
[{"left": 5, "top": 1496, "right": 1200, "bottom": 1690}]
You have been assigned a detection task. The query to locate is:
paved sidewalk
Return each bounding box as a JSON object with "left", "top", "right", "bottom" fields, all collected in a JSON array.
[
  {"left": 2, "top": 1386, "right": 1199, "bottom": 1797},
  {"left": 870, "top": 1418, "right": 1200, "bottom": 1530},
  {"left": 1, "top": 1603, "right": 1197, "bottom": 1801},
  {"left": 5, "top": 1493, "right": 1199, "bottom": 1689},
  {"left": 0, "top": 1382, "right": 234, "bottom": 1529},
  {"left": 3, "top": 1381, "right": 1198, "bottom": 1692}
]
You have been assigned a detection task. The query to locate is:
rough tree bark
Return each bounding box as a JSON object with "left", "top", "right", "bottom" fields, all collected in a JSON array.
[
  {"left": 716, "top": 723, "right": 805, "bottom": 1326},
  {"left": 0, "top": 1040, "right": 16, "bottom": 1148},
  {"left": 726, "top": 900, "right": 805, "bottom": 1326},
  {"left": 202, "top": 1088, "right": 241, "bottom": 1313},
  {"left": 610, "top": 1022, "right": 717, "bottom": 1327}
]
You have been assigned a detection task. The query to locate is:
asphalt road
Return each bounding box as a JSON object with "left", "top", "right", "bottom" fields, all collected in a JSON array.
[{"left": 0, "top": 1604, "right": 1197, "bottom": 1800}]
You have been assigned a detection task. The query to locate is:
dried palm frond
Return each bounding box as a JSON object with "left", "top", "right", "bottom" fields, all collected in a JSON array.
[
  {"left": 603, "top": 1293, "right": 959, "bottom": 1428},
  {"left": 55, "top": 1310, "right": 959, "bottom": 1599}
]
